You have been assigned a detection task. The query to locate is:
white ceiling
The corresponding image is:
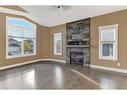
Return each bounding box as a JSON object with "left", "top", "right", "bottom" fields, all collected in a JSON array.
[{"left": 20, "top": 6, "right": 127, "bottom": 27}]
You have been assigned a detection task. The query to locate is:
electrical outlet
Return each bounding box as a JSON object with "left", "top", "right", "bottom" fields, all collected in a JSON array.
[
  {"left": 117, "top": 62, "right": 120, "bottom": 66},
  {"left": 45, "top": 56, "right": 48, "bottom": 58}
]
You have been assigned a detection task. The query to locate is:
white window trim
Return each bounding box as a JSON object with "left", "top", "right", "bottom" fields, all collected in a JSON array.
[
  {"left": 54, "top": 32, "right": 62, "bottom": 56},
  {"left": 99, "top": 24, "right": 118, "bottom": 61},
  {"left": 6, "top": 17, "right": 37, "bottom": 59}
]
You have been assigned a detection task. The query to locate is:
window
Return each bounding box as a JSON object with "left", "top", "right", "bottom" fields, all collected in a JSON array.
[
  {"left": 6, "top": 17, "right": 36, "bottom": 58},
  {"left": 54, "top": 32, "right": 62, "bottom": 55},
  {"left": 99, "top": 24, "right": 118, "bottom": 61}
]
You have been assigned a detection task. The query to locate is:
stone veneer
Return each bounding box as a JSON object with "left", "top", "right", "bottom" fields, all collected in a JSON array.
[{"left": 66, "top": 18, "right": 90, "bottom": 65}]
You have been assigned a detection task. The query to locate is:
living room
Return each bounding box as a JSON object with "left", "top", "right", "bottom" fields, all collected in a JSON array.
[{"left": 0, "top": 1, "right": 127, "bottom": 94}]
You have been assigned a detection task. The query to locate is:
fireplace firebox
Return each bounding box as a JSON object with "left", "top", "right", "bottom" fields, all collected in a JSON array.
[{"left": 70, "top": 51, "right": 84, "bottom": 65}]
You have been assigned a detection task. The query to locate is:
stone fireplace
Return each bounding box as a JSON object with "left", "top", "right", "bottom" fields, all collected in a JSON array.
[
  {"left": 66, "top": 47, "right": 89, "bottom": 65},
  {"left": 70, "top": 51, "right": 83, "bottom": 64},
  {"left": 66, "top": 18, "right": 90, "bottom": 66}
]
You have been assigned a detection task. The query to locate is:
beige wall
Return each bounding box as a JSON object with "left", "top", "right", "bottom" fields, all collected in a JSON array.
[
  {"left": 49, "top": 24, "right": 66, "bottom": 61},
  {"left": 0, "top": 6, "right": 27, "bottom": 12},
  {"left": 40, "top": 26, "right": 50, "bottom": 59},
  {"left": 91, "top": 9, "right": 127, "bottom": 69},
  {"left": 1, "top": 6, "right": 127, "bottom": 71},
  {"left": 0, "top": 13, "right": 49, "bottom": 67},
  {"left": 49, "top": 9, "right": 127, "bottom": 70}
]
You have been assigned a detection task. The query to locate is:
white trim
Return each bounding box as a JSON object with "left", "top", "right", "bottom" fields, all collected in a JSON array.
[
  {"left": 41, "top": 59, "right": 66, "bottom": 63},
  {"left": 0, "top": 7, "right": 30, "bottom": 16},
  {"left": 1, "top": 58, "right": 127, "bottom": 74},
  {"left": 6, "top": 17, "right": 37, "bottom": 59},
  {"left": 41, "top": 59, "right": 51, "bottom": 61},
  {"left": 6, "top": 17, "right": 36, "bottom": 30},
  {"left": 99, "top": 24, "right": 119, "bottom": 61},
  {"left": 91, "top": 64, "right": 127, "bottom": 74},
  {"left": 0, "top": 59, "right": 42, "bottom": 71},
  {"left": 0, "top": 59, "right": 66, "bottom": 71},
  {"left": 6, "top": 54, "right": 36, "bottom": 59},
  {"left": 48, "top": 59, "right": 66, "bottom": 63},
  {"left": 54, "top": 32, "right": 62, "bottom": 56},
  {"left": 0, "top": 7, "right": 44, "bottom": 26}
]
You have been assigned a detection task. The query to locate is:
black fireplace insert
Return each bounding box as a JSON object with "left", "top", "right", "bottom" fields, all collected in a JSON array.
[{"left": 70, "top": 51, "right": 84, "bottom": 65}]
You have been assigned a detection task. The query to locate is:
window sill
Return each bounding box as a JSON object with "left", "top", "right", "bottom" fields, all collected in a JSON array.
[
  {"left": 99, "top": 57, "right": 117, "bottom": 61},
  {"left": 54, "top": 54, "right": 62, "bottom": 56},
  {"left": 6, "top": 53, "right": 36, "bottom": 59}
]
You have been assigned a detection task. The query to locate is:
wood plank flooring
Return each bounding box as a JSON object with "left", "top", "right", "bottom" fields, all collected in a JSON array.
[{"left": 0, "top": 61, "right": 127, "bottom": 89}]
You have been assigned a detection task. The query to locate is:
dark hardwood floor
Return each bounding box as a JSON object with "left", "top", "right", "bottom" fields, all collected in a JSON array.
[{"left": 0, "top": 61, "right": 127, "bottom": 89}]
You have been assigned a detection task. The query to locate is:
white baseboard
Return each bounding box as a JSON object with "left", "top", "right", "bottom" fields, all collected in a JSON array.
[
  {"left": 41, "top": 59, "right": 51, "bottom": 61},
  {"left": 48, "top": 59, "right": 66, "bottom": 63},
  {"left": 1, "top": 59, "right": 127, "bottom": 74},
  {"left": 90, "top": 64, "right": 127, "bottom": 74},
  {"left": 0, "top": 59, "right": 42, "bottom": 71},
  {"left": 0, "top": 59, "right": 66, "bottom": 71}
]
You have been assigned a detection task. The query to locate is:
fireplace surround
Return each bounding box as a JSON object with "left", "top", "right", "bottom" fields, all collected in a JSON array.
[
  {"left": 66, "top": 18, "right": 90, "bottom": 66},
  {"left": 67, "top": 47, "right": 89, "bottom": 65}
]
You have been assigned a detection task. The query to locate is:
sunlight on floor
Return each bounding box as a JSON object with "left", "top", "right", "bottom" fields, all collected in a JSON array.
[{"left": 55, "top": 67, "right": 64, "bottom": 87}]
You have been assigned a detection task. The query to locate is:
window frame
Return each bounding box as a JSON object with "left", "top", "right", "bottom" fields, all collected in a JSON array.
[
  {"left": 99, "top": 24, "right": 118, "bottom": 61},
  {"left": 54, "top": 32, "right": 62, "bottom": 56},
  {"left": 6, "top": 17, "right": 37, "bottom": 59}
]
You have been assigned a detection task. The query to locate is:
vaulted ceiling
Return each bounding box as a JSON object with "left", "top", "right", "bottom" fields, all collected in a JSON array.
[{"left": 20, "top": 6, "right": 127, "bottom": 27}]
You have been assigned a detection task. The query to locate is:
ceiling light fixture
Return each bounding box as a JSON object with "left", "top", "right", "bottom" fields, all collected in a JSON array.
[
  {"left": 57, "top": 6, "right": 61, "bottom": 16},
  {"left": 49, "top": 6, "right": 71, "bottom": 16}
]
